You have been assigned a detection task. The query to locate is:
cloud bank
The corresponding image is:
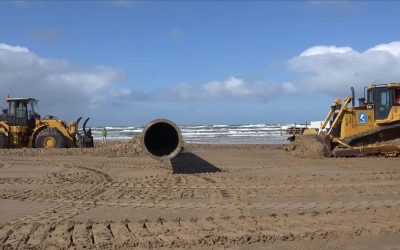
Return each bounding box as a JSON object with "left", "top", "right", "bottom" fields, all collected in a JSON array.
[
  {"left": 148, "top": 77, "right": 296, "bottom": 102},
  {"left": 152, "top": 41, "right": 400, "bottom": 101},
  {"left": 3, "top": 41, "right": 400, "bottom": 123},
  {"left": 289, "top": 41, "right": 400, "bottom": 96},
  {"left": 0, "top": 43, "right": 123, "bottom": 118}
]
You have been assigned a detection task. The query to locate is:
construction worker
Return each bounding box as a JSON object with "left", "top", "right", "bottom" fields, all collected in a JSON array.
[{"left": 101, "top": 127, "right": 108, "bottom": 144}]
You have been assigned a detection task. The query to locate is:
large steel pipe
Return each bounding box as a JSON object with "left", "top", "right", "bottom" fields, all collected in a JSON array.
[{"left": 141, "top": 119, "right": 183, "bottom": 160}]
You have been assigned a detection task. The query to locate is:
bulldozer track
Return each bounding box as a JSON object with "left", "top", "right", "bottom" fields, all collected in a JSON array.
[{"left": 342, "top": 122, "right": 400, "bottom": 145}]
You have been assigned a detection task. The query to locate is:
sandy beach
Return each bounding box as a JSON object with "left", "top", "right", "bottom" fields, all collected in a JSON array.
[{"left": 0, "top": 142, "right": 399, "bottom": 249}]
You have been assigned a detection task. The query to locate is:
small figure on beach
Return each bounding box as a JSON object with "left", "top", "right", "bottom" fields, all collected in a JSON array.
[{"left": 101, "top": 127, "right": 108, "bottom": 144}]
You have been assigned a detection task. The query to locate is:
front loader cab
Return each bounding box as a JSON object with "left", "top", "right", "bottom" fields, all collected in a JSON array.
[
  {"left": 367, "top": 84, "right": 400, "bottom": 120},
  {"left": 6, "top": 97, "right": 40, "bottom": 128}
]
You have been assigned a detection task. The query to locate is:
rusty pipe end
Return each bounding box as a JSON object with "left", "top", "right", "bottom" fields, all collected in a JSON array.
[{"left": 140, "top": 119, "right": 183, "bottom": 161}]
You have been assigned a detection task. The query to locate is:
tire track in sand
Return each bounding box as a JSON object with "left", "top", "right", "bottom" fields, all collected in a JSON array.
[{"left": 6, "top": 164, "right": 113, "bottom": 226}]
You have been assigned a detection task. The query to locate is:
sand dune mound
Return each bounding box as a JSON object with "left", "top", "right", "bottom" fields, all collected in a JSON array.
[
  {"left": 285, "top": 135, "right": 326, "bottom": 158},
  {"left": 0, "top": 137, "right": 144, "bottom": 157},
  {"left": 97, "top": 137, "right": 144, "bottom": 156}
]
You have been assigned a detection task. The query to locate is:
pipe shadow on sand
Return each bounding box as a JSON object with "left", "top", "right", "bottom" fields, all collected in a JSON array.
[{"left": 171, "top": 152, "right": 222, "bottom": 174}]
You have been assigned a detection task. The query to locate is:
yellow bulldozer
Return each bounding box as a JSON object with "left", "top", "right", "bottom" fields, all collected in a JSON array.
[
  {"left": 0, "top": 96, "right": 94, "bottom": 149},
  {"left": 297, "top": 83, "right": 400, "bottom": 157}
]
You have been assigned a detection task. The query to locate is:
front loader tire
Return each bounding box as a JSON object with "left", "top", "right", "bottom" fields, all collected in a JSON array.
[
  {"left": 0, "top": 133, "right": 9, "bottom": 149},
  {"left": 35, "top": 128, "right": 65, "bottom": 149}
]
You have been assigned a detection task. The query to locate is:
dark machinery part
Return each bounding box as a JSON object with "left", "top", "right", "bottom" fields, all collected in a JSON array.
[
  {"left": 76, "top": 117, "right": 94, "bottom": 148},
  {"left": 0, "top": 133, "right": 8, "bottom": 149}
]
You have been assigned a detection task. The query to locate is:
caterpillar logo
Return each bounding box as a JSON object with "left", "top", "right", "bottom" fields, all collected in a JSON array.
[{"left": 358, "top": 112, "right": 367, "bottom": 124}]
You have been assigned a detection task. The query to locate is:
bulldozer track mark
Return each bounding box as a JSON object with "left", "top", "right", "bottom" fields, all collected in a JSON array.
[
  {"left": 124, "top": 179, "right": 400, "bottom": 190},
  {"left": 0, "top": 171, "right": 400, "bottom": 189},
  {"left": 2, "top": 208, "right": 400, "bottom": 249},
  {"left": 200, "top": 176, "right": 217, "bottom": 183},
  {"left": 1, "top": 176, "right": 400, "bottom": 205},
  {"left": 219, "top": 189, "right": 232, "bottom": 198},
  {"left": 92, "top": 198, "right": 400, "bottom": 212}
]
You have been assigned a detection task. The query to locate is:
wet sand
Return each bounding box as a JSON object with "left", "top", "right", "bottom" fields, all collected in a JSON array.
[{"left": 0, "top": 143, "right": 400, "bottom": 249}]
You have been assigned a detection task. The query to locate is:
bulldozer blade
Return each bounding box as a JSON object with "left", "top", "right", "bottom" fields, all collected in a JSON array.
[
  {"left": 289, "top": 134, "right": 333, "bottom": 157},
  {"left": 306, "top": 134, "right": 333, "bottom": 157},
  {"left": 322, "top": 134, "right": 333, "bottom": 157}
]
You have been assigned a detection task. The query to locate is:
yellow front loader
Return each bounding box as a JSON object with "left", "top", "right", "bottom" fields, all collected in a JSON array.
[{"left": 0, "top": 97, "right": 93, "bottom": 149}]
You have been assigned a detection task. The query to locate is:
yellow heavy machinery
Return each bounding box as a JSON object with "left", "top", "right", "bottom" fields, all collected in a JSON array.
[
  {"left": 301, "top": 83, "right": 400, "bottom": 157},
  {"left": 0, "top": 97, "right": 94, "bottom": 149}
]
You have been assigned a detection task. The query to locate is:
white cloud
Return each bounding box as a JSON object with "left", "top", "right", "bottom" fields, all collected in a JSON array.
[
  {"left": 0, "top": 43, "right": 29, "bottom": 53},
  {"left": 152, "top": 76, "right": 297, "bottom": 102},
  {"left": 0, "top": 43, "right": 123, "bottom": 120},
  {"left": 282, "top": 82, "right": 297, "bottom": 94},
  {"left": 203, "top": 77, "right": 252, "bottom": 97},
  {"left": 44, "top": 67, "right": 122, "bottom": 93},
  {"left": 1, "top": 42, "right": 296, "bottom": 119},
  {"left": 141, "top": 42, "right": 400, "bottom": 103},
  {"left": 109, "top": 88, "right": 147, "bottom": 102},
  {"left": 299, "top": 45, "right": 354, "bottom": 57},
  {"left": 366, "top": 41, "right": 400, "bottom": 56},
  {"left": 289, "top": 41, "right": 400, "bottom": 96}
]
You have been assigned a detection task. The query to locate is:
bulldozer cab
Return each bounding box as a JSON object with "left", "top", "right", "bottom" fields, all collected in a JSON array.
[
  {"left": 4, "top": 98, "right": 40, "bottom": 127},
  {"left": 367, "top": 84, "right": 400, "bottom": 120}
]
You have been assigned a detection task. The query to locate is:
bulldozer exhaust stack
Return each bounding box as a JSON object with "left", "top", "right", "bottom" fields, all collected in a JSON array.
[{"left": 141, "top": 119, "right": 183, "bottom": 160}]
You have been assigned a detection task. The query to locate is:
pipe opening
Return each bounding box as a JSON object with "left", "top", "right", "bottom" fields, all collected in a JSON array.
[{"left": 143, "top": 122, "right": 180, "bottom": 158}]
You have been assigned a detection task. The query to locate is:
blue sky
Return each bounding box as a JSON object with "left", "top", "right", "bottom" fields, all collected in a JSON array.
[{"left": 1, "top": 1, "right": 400, "bottom": 125}]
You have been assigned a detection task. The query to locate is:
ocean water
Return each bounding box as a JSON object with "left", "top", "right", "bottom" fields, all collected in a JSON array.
[{"left": 89, "top": 124, "right": 293, "bottom": 144}]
